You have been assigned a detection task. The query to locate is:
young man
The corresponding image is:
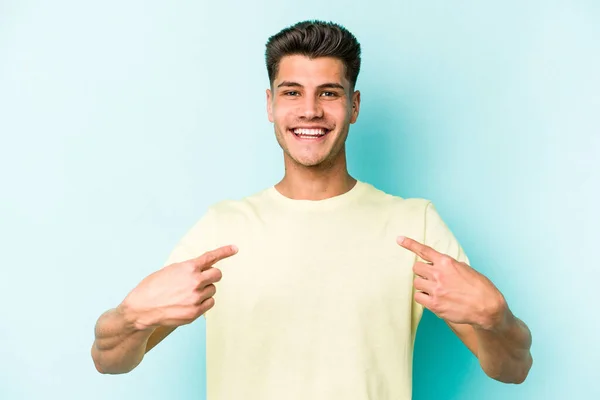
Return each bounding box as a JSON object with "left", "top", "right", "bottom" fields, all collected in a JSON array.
[{"left": 91, "top": 20, "right": 533, "bottom": 399}]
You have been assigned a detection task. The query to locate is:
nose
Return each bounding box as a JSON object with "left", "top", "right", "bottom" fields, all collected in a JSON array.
[{"left": 298, "top": 95, "right": 324, "bottom": 119}]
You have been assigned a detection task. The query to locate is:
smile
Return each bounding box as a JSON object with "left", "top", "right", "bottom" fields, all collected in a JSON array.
[{"left": 289, "top": 127, "right": 331, "bottom": 140}]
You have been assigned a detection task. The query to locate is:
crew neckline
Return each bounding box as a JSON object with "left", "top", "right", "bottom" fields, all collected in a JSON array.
[{"left": 266, "top": 180, "right": 369, "bottom": 210}]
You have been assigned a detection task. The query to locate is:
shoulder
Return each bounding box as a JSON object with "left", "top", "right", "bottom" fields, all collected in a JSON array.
[
  {"left": 359, "top": 181, "right": 433, "bottom": 216},
  {"left": 167, "top": 188, "right": 271, "bottom": 259},
  {"left": 204, "top": 186, "right": 273, "bottom": 223},
  {"left": 364, "top": 183, "right": 467, "bottom": 259}
]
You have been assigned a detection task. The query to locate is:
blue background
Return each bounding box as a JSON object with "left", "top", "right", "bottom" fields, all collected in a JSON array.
[{"left": 1, "top": 1, "right": 598, "bottom": 399}]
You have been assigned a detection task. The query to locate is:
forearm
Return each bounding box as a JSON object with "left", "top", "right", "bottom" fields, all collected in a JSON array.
[
  {"left": 475, "top": 306, "right": 533, "bottom": 384},
  {"left": 91, "top": 306, "right": 156, "bottom": 374}
]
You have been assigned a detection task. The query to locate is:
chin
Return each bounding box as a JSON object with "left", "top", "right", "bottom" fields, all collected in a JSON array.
[
  {"left": 290, "top": 153, "right": 334, "bottom": 168},
  {"left": 298, "top": 160, "right": 325, "bottom": 168},
  {"left": 292, "top": 158, "right": 324, "bottom": 167}
]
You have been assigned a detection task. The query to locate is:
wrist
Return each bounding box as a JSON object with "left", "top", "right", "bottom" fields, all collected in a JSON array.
[
  {"left": 475, "top": 292, "right": 512, "bottom": 332},
  {"left": 116, "top": 301, "right": 156, "bottom": 333}
]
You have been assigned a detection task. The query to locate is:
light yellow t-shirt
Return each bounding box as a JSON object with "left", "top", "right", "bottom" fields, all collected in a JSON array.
[{"left": 165, "top": 180, "right": 469, "bottom": 400}]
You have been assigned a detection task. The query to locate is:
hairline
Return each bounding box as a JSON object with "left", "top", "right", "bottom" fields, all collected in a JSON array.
[{"left": 269, "top": 54, "right": 355, "bottom": 91}]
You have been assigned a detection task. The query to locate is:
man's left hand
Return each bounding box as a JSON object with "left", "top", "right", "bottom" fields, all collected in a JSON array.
[{"left": 397, "top": 236, "right": 507, "bottom": 330}]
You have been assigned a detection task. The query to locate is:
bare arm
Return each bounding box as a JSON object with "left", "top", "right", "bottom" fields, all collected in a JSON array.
[
  {"left": 397, "top": 236, "right": 533, "bottom": 384},
  {"left": 90, "top": 245, "right": 237, "bottom": 374},
  {"left": 448, "top": 301, "right": 533, "bottom": 384},
  {"left": 91, "top": 305, "right": 177, "bottom": 374}
]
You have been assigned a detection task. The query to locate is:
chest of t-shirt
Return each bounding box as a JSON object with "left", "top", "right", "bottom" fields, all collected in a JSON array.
[{"left": 209, "top": 209, "right": 425, "bottom": 329}]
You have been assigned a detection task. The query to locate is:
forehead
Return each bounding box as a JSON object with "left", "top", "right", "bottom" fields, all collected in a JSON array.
[{"left": 274, "top": 55, "right": 349, "bottom": 88}]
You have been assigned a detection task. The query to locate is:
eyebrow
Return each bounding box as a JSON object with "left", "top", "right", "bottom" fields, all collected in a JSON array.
[{"left": 277, "top": 81, "right": 345, "bottom": 90}]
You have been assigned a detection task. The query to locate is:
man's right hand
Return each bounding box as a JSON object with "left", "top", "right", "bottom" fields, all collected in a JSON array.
[{"left": 118, "top": 244, "right": 238, "bottom": 331}]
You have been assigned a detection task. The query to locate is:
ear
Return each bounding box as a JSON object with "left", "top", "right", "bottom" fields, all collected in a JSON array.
[
  {"left": 349, "top": 90, "right": 361, "bottom": 124},
  {"left": 266, "top": 88, "right": 274, "bottom": 123}
]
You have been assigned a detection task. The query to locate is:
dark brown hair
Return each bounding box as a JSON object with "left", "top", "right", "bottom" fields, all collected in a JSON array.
[{"left": 265, "top": 20, "right": 362, "bottom": 89}]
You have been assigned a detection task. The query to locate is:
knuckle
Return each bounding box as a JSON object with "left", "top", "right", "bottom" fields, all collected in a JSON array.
[
  {"left": 204, "top": 252, "right": 217, "bottom": 264},
  {"left": 201, "top": 268, "right": 222, "bottom": 285},
  {"left": 188, "top": 291, "right": 202, "bottom": 305},
  {"left": 212, "top": 268, "right": 223, "bottom": 282},
  {"left": 184, "top": 307, "right": 200, "bottom": 321},
  {"left": 207, "top": 283, "right": 217, "bottom": 295},
  {"left": 193, "top": 270, "right": 208, "bottom": 286},
  {"left": 432, "top": 283, "right": 444, "bottom": 298},
  {"left": 196, "top": 289, "right": 207, "bottom": 303},
  {"left": 197, "top": 275, "right": 209, "bottom": 288},
  {"left": 203, "top": 297, "right": 215, "bottom": 311},
  {"left": 440, "top": 255, "right": 453, "bottom": 266},
  {"left": 189, "top": 261, "right": 201, "bottom": 272}
]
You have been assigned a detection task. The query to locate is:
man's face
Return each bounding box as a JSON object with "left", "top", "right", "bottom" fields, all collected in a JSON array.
[{"left": 266, "top": 55, "right": 360, "bottom": 168}]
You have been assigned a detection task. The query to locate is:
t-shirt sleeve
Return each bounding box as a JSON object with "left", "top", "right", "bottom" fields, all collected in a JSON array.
[
  {"left": 163, "top": 207, "right": 219, "bottom": 319},
  {"left": 423, "top": 201, "right": 469, "bottom": 265},
  {"left": 164, "top": 207, "right": 218, "bottom": 266},
  {"left": 411, "top": 201, "right": 470, "bottom": 334}
]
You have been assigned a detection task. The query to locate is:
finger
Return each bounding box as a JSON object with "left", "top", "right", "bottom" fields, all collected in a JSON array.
[
  {"left": 413, "top": 261, "right": 435, "bottom": 280},
  {"left": 414, "top": 291, "right": 434, "bottom": 309},
  {"left": 194, "top": 245, "right": 238, "bottom": 271},
  {"left": 397, "top": 236, "right": 441, "bottom": 263},
  {"left": 414, "top": 276, "right": 434, "bottom": 294},
  {"left": 200, "top": 267, "right": 223, "bottom": 286},
  {"left": 198, "top": 297, "right": 215, "bottom": 316},
  {"left": 196, "top": 283, "right": 217, "bottom": 303}
]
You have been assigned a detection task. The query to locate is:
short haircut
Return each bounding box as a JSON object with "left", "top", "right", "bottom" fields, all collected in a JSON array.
[{"left": 265, "top": 20, "right": 362, "bottom": 89}]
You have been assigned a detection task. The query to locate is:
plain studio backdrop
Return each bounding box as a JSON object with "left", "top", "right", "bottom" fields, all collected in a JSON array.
[{"left": 1, "top": 1, "right": 598, "bottom": 399}]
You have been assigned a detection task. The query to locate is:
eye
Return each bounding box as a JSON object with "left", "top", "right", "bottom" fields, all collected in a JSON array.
[
  {"left": 321, "top": 91, "right": 337, "bottom": 97},
  {"left": 283, "top": 91, "right": 300, "bottom": 96}
]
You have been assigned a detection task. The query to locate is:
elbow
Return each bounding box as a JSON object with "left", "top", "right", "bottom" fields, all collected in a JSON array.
[
  {"left": 486, "top": 353, "right": 533, "bottom": 384},
  {"left": 93, "top": 359, "right": 109, "bottom": 375},
  {"left": 512, "top": 354, "right": 533, "bottom": 384},
  {"left": 505, "top": 369, "right": 530, "bottom": 385},
  {"left": 91, "top": 346, "right": 109, "bottom": 374},
  {"left": 91, "top": 344, "right": 111, "bottom": 374},
  {"left": 92, "top": 358, "right": 133, "bottom": 375},
  {"left": 90, "top": 344, "right": 133, "bottom": 375}
]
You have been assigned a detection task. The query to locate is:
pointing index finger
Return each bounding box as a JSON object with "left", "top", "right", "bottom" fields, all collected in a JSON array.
[
  {"left": 396, "top": 236, "right": 440, "bottom": 263},
  {"left": 194, "top": 245, "right": 238, "bottom": 271}
]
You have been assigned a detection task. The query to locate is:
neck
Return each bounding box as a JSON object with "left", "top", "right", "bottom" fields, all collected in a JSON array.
[{"left": 275, "top": 149, "right": 357, "bottom": 200}]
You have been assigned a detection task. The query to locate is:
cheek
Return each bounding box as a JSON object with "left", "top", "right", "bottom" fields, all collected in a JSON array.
[
  {"left": 273, "top": 105, "right": 291, "bottom": 124},
  {"left": 323, "top": 101, "right": 350, "bottom": 117},
  {"left": 329, "top": 107, "right": 351, "bottom": 125}
]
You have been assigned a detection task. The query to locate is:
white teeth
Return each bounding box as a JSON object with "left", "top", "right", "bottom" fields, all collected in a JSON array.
[{"left": 293, "top": 128, "right": 327, "bottom": 136}]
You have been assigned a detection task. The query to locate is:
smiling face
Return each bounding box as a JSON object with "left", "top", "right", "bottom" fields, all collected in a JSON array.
[{"left": 267, "top": 55, "right": 361, "bottom": 169}]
